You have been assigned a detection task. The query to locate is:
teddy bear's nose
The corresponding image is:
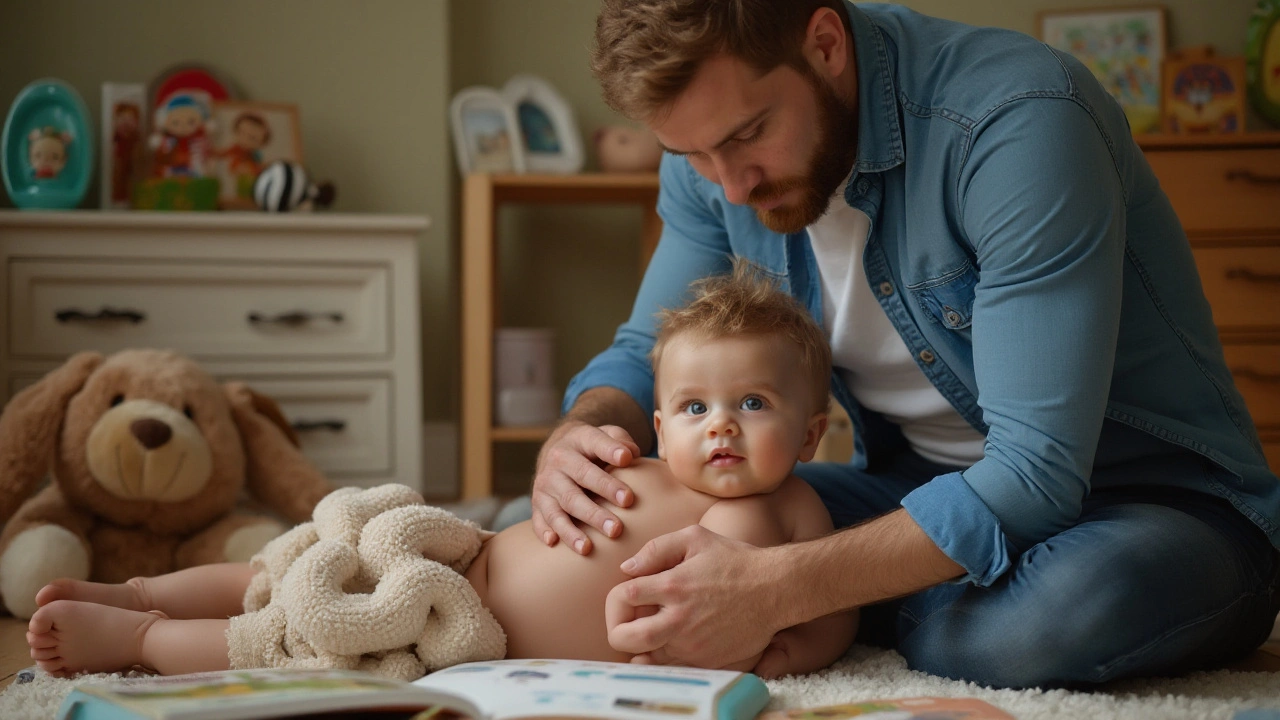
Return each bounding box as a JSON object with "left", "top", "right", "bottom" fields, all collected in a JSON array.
[{"left": 130, "top": 418, "right": 172, "bottom": 450}]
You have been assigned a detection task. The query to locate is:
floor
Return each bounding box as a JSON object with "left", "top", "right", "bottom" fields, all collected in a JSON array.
[{"left": 0, "top": 616, "right": 1277, "bottom": 692}]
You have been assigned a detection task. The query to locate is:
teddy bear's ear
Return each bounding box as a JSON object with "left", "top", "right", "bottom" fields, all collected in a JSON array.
[
  {"left": 0, "top": 352, "right": 104, "bottom": 526},
  {"left": 224, "top": 382, "right": 333, "bottom": 524}
]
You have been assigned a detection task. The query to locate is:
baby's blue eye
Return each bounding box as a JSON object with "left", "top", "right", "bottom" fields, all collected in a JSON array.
[
  {"left": 741, "top": 397, "right": 764, "bottom": 411},
  {"left": 685, "top": 401, "right": 707, "bottom": 416}
]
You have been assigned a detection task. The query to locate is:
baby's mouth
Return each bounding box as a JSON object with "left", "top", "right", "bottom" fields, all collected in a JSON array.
[{"left": 707, "top": 450, "right": 744, "bottom": 467}]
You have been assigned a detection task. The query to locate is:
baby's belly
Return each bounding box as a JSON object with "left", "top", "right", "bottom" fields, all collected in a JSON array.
[{"left": 465, "top": 498, "right": 709, "bottom": 661}]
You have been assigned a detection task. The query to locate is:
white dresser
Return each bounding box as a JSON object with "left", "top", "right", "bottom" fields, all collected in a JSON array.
[{"left": 0, "top": 210, "right": 429, "bottom": 492}]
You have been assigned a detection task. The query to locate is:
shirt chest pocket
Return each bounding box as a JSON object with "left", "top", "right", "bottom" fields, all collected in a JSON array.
[{"left": 907, "top": 263, "right": 978, "bottom": 331}]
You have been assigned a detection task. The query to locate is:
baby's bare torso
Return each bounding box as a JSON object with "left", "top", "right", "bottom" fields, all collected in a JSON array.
[{"left": 464, "top": 458, "right": 720, "bottom": 661}]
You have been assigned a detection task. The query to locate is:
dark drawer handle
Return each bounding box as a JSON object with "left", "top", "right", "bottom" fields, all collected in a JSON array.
[
  {"left": 290, "top": 419, "right": 347, "bottom": 432},
  {"left": 1225, "top": 169, "right": 1280, "bottom": 185},
  {"left": 247, "top": 311, "right": 344, "bottom": 327},
  {"left": 1225, "top": 268, "right": 1280, "bottom": 284},
  {"left": 1230, "top": 367, "right": 1280, "bottom": 384},
  {"left": 55, "top": 307, "right": 146, "bottom": 324}
]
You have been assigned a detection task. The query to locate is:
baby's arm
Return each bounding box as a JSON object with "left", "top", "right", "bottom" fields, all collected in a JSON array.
[{"left": 699, "top": 481, "right": 858, "bottom": 678}]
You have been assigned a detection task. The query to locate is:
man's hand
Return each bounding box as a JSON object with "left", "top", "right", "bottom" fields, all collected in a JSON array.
[
  {"left": 531, "top": 420, "right": 641, "bottom": 555},
  {"left": 605, "top": 526, "right": 788, "bottom": 669}
]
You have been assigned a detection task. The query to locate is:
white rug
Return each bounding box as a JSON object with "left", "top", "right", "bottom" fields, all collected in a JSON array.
[{"left": 4, "top": 646, "right": 1280, "bottom": 720}]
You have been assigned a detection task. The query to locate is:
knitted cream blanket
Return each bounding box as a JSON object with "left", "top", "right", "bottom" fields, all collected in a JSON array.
[{"left": 226, "top": 484, "right": 506, "bottom": 681}]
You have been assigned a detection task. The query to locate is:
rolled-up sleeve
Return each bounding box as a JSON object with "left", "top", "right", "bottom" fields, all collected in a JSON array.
[
  {"left": 901, "top": 98, "right": 1128, "bottom": 585},
  {"left": 563, "top": 154, "right": 736, "bottom": 415}
]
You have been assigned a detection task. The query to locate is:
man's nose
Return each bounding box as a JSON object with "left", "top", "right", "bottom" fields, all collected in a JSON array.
[{"left": 713, "top": 156, "right": 760, "bottom": 206}]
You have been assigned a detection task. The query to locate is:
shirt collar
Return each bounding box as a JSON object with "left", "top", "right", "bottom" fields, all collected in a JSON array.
[{"left": 845, "top": 1, "right": 904, "bottom": 174}]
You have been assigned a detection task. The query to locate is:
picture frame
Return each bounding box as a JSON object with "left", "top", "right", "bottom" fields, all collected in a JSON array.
[
  {"left": 502, "top": 75, "right": 584, "bottom": 174},
  {"left": 100, "top": 82, "right": 145, "bottom": 210},
  {"left": 208, "top": 101, "right": 304, "bottom": 210},
  {"left": 450, "top": 87, "right": 525, "bottom": 175},
  {"left": 1038, "top": 5, "right": 1167, "bottom": 134},
  {"left": 1162, "top": 46, "right": 1246, "bottom": 135},
  {"left": 1246, "top": 0, "right": 1280, "bottom": 127}
]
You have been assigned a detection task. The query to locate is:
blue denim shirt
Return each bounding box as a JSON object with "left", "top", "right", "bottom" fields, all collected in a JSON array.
[{"left": 565, "top": 3, "right": 1280, "bottom": 585}]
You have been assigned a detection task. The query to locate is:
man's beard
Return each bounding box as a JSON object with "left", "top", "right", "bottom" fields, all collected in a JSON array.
[{"left": 750, "top": 66, "right": 859, "bottom": 234}]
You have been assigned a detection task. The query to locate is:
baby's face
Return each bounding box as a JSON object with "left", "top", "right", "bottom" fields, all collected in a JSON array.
[{"left": 654, "top": 333, "right": 825, "bottom": 497}]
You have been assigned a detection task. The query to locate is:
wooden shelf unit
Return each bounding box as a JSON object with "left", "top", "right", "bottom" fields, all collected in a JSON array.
[{"left": 461, "top": 173, "right": 661, "bottom": 499}]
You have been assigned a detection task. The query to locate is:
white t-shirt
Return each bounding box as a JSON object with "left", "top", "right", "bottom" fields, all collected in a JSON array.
[{"left": 807, "top": 189, "right": 986, "bottom": 468}]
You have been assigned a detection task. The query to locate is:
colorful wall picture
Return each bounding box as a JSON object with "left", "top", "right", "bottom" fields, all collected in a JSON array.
[
  {"left": 450, "top": 87, "right": 525, "bottom": 175},
  {"left": 1247, "top": 0, "right": 1280, "bottom": 126},
  {"left": 208, "top": 101, "right": 303, "bottom": 209},
  {"left": 1162, "top": 46, "right": 1247, "bottom": 134},
  {"left": 1039, "top": 6, "right": 1167, "bottom": 133}
]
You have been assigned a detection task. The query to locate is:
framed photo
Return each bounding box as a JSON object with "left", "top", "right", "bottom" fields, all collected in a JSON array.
[
  {"left": 1039, "top": 5, "right": 1167, "bottom": 134},
  {"left": 100, "top": 82, "right": 145, "bottom": 210},
  {"left": 450, "top": 87, "right": 525, "bottom": 175},
  {"left": 1162, "top": 46, "right": 1246, "bottom": 134},
  {"left": 208, "top": 101, "right": 303, "bottom": 210},
  {"left": 502, "top": 75, "right": 584, "bottom": 174}
]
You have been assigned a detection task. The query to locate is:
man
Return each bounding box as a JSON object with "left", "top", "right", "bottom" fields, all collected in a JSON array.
[{"left": 531, "top": 0, "right": 1280, "bottom": 689}]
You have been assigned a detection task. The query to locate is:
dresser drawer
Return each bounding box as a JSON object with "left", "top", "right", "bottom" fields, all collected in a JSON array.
[
  {"left": 243, "top": 376, "right": 393, "bottom": 482},
  {"left": 1192, "top": 247, "right": 1280, "bottom": 330},
  {"left": 8, "top": 259, "right": 390, "bottom": 361},
  {"left": 6, "top": 373, "right": 393, "bottom": 483},
  {"left": 1145, "top": 147, "right": 1280, "bottom": 233},
  {"left": 1223, "top": 345, "right": 1280, "bottom": 433}
]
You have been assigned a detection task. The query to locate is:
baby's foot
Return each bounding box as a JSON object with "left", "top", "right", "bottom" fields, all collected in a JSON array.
[
  {"left": 27, "top": 599, "right": 164, "bottom": 677},
  {"left": 35, "top": 577, "right": 149, "bottom": 612}
]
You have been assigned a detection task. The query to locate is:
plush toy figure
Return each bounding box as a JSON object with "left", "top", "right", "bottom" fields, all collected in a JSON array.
[{"left": 0, "top": 349, "right": 335, "bottom": 619}]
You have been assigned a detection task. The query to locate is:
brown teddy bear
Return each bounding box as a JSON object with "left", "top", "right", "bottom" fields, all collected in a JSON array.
[{"left": 0, "top": 349, "right": 335, "bottom": 618}]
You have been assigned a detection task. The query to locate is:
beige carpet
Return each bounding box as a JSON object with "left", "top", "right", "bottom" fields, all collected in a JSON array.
[{"left": 4, "top": 645, "right": 1280, "bottom": 720}]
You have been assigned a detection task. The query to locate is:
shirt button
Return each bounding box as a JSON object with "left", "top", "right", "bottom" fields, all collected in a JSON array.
[
  {"left": 945, "top": 310, "right": 961, "bottom": 326},
  {"left": 878, "top": 281, "right": 894, "bottom": 296},
  {"left": 919, "top": 349, "right": 936, "bottom": 363},
  {"left": 857, "top": 179, "right": 871, "bottom": 193}
]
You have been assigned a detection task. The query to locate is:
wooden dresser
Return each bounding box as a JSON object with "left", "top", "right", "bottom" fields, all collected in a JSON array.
[
  {"left": 1139, "top": 133, "right": 1280, "bottom": 471},
  {"left": 0, "top": 210, "right": 432, "bottom": 492}
]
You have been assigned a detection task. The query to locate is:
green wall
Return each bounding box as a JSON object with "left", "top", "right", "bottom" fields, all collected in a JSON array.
[{"left": 0, "top": 1, "right": 1266, "bottom": 489}]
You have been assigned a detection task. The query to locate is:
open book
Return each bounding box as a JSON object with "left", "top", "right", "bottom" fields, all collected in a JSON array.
[{"left": 57, "top": 659, "right": 770, "bottom": 720}]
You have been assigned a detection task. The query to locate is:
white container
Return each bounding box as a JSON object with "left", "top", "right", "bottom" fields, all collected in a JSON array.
[{"left": 494, "top": 327, "right": 557, "bottom": 426}]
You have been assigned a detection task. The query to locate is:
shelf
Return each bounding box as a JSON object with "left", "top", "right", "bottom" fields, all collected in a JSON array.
[
  {"left": 477, "top": 173, "right": 659, "bottom": 204},
  {"left": 1136, "top": 131, "right": 1280, "bottom": 151},
  {"left": 491, "top": 425, "right": 555, "bottom": 442}
]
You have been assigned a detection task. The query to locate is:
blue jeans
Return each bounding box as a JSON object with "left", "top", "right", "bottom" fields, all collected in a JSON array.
[{"left": 795, "top": 449, "right": 1280, "bottom": 689}]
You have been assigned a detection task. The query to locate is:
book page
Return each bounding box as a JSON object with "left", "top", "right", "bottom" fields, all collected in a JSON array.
[
  {"left": 758, "top": 697, "right": 1014, "bottom": 720},
  {"left": 414, "top": 659, "right": 753, "bottom": 719},
  {"left": 70, "top": 668, "right": 480, "bottom": 720}
]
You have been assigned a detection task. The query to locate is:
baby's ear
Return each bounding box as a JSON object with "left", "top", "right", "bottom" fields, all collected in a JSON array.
[
  {"left": 797, "top": 412, "right": 829, "bottom": 463},
  {"left": 652, "top": 411, "right": 666, "bottom": 460}
]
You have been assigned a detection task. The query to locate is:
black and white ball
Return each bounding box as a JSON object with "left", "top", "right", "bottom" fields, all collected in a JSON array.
[{"left": 253, "top": 160, "right": 312, "bottom": 212}]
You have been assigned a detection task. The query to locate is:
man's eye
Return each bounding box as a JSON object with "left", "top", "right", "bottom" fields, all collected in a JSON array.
[
  {"left": 686, "top": 401, "right": 707, "bottom": 416},
  {"left": 741, "top": 396, "right": 765, "bottom": 411}
]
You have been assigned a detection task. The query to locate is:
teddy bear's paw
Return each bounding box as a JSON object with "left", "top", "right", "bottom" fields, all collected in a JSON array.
[
  {"left": 0, "top": 525, "right": 90, "bottom": 619},
  {"left": 225, "top": 520, "right": 287, "bottom": 563}
]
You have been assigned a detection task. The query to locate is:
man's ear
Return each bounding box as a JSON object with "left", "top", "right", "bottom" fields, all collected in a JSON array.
[
  {"left": 653, "top": 410, "right": 666, "bottom": 460},
  {"left": 805, "top": 7, "right": 850, "bottom": 79},
  {"left": 797, "top": 412, "right": 829, "bottom": 463}
]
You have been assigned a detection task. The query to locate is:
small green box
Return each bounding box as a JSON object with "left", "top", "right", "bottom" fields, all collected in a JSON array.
[{"left": 132, "top": 177, "right": 220, "bottom": 211}]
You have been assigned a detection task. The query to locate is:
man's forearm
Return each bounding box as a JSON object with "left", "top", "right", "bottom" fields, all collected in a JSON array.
[
  {"left": 775, "top": 508, "right": 965, "bottom": 628},
  {"left": 562, "top": 386, "right": 655, "bottom": 455}
]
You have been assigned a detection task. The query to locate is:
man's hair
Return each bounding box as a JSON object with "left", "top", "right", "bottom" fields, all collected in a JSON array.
[
  {"left": 652, "top": 258, "right": 832, "bottom": 413},
  {"left": 591, "top": 0, "right": 851, "bottom": 122}
]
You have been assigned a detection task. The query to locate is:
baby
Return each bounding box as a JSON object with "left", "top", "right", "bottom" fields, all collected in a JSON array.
[{"left": 27, "top": 260, "right": 856, "bottom": 679}]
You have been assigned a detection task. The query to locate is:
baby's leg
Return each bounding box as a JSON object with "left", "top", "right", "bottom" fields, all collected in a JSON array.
[
  {"left": 28, "top": 600, "right": 230, "bottom": 677},
  {"left": 35, "top": 563, "right": 256, "bottom": 619}
]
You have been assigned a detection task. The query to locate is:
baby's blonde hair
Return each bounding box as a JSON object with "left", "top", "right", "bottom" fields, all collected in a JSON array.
[{"left": 651, "top": 258, "right": 832, "bottom": 413}]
